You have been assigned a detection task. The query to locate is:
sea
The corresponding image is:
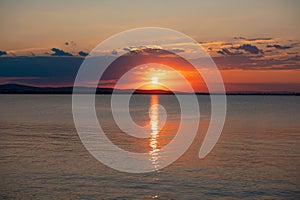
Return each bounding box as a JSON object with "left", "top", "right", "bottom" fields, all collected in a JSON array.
[{"left": 0, "top": 95, "right": 299, "bottom": 199}]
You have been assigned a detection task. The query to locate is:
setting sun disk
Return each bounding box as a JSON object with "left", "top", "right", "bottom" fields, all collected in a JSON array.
[{"left": 151, "top": 76, "right": 158, "bottom": 84}]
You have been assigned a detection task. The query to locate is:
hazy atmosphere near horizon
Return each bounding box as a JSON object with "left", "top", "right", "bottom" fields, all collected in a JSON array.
[{"left": 0, "top": 1, "right": 300, "bottom": 199}]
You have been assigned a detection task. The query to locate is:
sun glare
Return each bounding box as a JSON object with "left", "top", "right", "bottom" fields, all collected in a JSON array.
[{"left": 151, "top": 76, "right": 158, "bottom": 84}]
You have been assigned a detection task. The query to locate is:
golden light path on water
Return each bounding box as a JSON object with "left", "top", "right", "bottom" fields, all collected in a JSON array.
[{"left": 149, "top": 95, "right": 160, "bottom": 170}]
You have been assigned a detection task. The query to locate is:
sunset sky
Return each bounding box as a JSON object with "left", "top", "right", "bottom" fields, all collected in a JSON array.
[{"left": 0, "top": 0, "right": 299, "bottom": 92}]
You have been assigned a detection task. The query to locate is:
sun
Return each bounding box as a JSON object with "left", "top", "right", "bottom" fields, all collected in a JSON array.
[{"left": 151, "top": 76, "right": 158, "bottom": 84}]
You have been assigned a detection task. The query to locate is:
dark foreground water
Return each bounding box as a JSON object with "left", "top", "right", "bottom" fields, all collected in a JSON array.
[{"left": 0, "top": 95, "right": 299, "bottom": 199}]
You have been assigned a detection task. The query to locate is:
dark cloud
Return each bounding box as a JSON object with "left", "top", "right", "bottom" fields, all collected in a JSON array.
[
  {"left": 217, "top": 48, "right": 243, "bottom": 56},
  {"left": 78, "top": 51, "right": 89, "bottom": 57},
  {"left": 0, "top": 56, "right": 84, "bottom": 86},
  {"left": 234, "top": 36, "right": 273, "bottom": 41},
  {"left": 266, "top": 44, "right": 292, "bottom": 49},
  {"left": 50, "top": 48, "right": 73, "bottom": 56},
  {"left": 217, "top": 48, "right": 235, "bottom": 56},
  {"left": 233, "top": 44, "right": 262, "bottom": 54},
  {"left": 0, "top": 50, "right": 7, "bottom": 56}
]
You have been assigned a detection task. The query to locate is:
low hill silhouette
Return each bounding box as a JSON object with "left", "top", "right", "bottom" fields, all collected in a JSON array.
[{"left": 0, "top": 84, "right": 299, "bottom": 95}]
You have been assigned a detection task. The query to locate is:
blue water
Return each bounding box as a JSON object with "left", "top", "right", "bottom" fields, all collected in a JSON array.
[{"left": 0, "top": 95, "right": 299, "bottom": 199}]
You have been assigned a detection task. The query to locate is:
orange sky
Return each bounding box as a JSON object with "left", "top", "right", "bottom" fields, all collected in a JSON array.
[
  {"left": 0, "top": 1, "right": 299, "bottom": 92},
  {"left": 113, "top": 67, "right": 300, "bottom": 93},
  {"left": 96, "top": 47, "right": 300, "bottom": 93}
]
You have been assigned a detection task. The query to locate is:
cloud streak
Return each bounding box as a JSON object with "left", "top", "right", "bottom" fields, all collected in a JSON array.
[
  {"left": 234, "top": 36, "right": 273, "bottom": 41},
  {"left": 266, "top": 44, "right": 292, "bottom": 49}
]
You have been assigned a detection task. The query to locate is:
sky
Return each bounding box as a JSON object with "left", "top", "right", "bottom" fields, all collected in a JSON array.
[{"left": 0, "top": 0, "right": 300, "bottom": 92}]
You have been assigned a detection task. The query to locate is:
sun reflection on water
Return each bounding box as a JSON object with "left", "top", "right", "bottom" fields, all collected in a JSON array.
[{"left": 149, "top": 95, "right": 160, "bottom": 170}]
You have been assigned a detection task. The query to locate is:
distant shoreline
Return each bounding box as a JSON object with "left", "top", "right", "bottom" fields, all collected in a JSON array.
[{"left": 0, "top": 84, "right": 299, "bottom": 96}]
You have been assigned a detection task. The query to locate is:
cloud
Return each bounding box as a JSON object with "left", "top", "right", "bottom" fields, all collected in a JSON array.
[
  {"left": 232, "top": 44, "right": 262, "bottom": 54},
  {"left": 217, "top": 48, "right": 235, "bottom": 56},
  {"left": 123, "top": 45, "right": 163, "bottom": 53},
  {"left": 234, "top": 36, "right": 273, "bottom": 41},
  {"left": 78, "top": 51, "right": 89, "bottom": 57},
  {"left": 0, "top": 56, "right": 83, "bottom": 86},
  {"left": 1, "top": 50, "right": 299, "bottom": 88},
  {"left": 50, "top": 48, "right": 73, "bottom": 56},
  {"left": 211, "top": 54, "right": 300, "bottom": 70},
  {"left": 121, "top": 47, "right": 174, "bottom": 57},
  {"left": 266, "top": 44, "right": 292, "bottom": 49},
  {"left": 0, "top": 50, "right": 7, "bottom": 56},
  {"left": 169, "top": 48, "right": 185, "bottom": 53}
]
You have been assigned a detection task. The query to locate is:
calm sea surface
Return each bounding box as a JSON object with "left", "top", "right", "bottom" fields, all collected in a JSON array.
[{"left": 0, "top": 95, "right": 299, "bottom": 199}]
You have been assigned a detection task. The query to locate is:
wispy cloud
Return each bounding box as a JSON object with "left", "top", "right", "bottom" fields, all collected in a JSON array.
[
  {"left": 266, "top": 44, "right": 292, "bottom": 50},
  {"left": 234, "top": 36, "right": 273, "bottom": 42}
]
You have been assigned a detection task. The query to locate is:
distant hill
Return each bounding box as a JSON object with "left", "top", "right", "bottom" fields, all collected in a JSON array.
[
  {"left": 0, "top": 84, "right": 175, "bottom": 94},
  {"left": 0, "top": 84, "right": 74, "bottom": 94},
  {"left": 0, "top": 84, "right": 299, "bottom": 95}
]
